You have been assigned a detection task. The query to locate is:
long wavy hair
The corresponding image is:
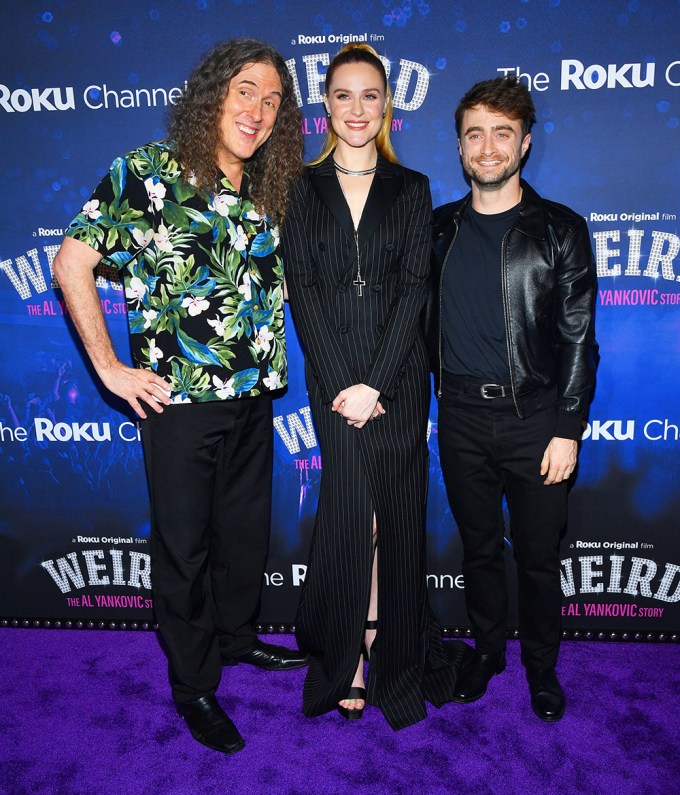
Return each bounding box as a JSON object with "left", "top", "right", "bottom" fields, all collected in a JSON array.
[
  {"left": 168, "top": 38, "right": 303, "bottom": 223},
  {"left": 310, "top": 43, "right": 398, "bottom": 165}
]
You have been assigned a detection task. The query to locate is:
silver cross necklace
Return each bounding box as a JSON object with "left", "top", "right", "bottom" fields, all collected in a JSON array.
[{"left": 336, "top": 170, "right": 371, "bottom": 296}]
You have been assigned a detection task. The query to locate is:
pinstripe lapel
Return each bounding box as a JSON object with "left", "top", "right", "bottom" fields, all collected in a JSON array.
[
  {"left": 308, "top": 156, "right": 355, "bottom": 240},
  {"left": 308, "top": 155, "right": 404, "bottom": 245},
  {"left": 357, "top": 156, "right": 403, "bottom": 243}
]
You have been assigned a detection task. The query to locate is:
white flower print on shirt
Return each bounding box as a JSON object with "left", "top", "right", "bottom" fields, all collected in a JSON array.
[
  {"left": 153, "top": 223, "right": 173, "bottom": 253},
  {"left": 83, "top": 200, "right": 102, "bottom": 221},
  {"left": 254, "top": 324, "right": 274, "bottom": 355},
  {"left": 125, "top": 276, "right": 147, "bottom": 302},
  {"left": 142, "top": 309, "right": 158, "bottom": 330},
  {"left": 238, "top": 272, "right": 252, "bottom": 302},
  {"left": 231, "top": 224, "right": 248, "bottom": 252},
  {"left": 144, "top": 177, "right": 166, "bottom": 212},
  {"left": 132, "top": 227, "right": 154, "bottom": 249},
  {"left": 182, "top": 296, "right": 210, "bottom": 316},
  {"left": 207, "top": 315, "right": 226, "bottom": 337},
  {"left": 149, "top": 338, "right": 164, "bottom": 366},
  {"left": 210, "top": 193, "right": 239, "bottom": 217},
  {"left": 212, "top": 375, "right": 236, "bottom": 399},
  {"left": 263, "top": 370, "right": 283, "bottom": 390}
]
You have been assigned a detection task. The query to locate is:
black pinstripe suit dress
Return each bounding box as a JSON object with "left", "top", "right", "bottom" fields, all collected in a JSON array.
[{"left": 283, "top": 155, "right": 462, "bottom": 730}]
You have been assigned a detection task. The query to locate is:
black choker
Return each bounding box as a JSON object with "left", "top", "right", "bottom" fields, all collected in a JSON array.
[{"left": 333, "top": 160, "right": 377, "bottom": 176}]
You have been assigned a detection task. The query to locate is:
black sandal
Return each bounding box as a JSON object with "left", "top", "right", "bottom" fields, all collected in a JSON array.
[
  {"left": 337, "top": 686, "right": 367, "bottom": 721},
  {"left": 364, "top": 620, "right": 378, "bottom": 659},
  {"left": 337, "top": 620, "right": 377, "bottom": 720}
]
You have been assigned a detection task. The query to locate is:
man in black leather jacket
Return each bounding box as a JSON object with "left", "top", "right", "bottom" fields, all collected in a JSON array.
[{"left": 430, "top": 76, "right": 598, "bottom": 722}]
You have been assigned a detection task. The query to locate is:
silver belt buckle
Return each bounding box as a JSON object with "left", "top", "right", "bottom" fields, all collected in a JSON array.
[{"left": 480, "top": 383, "right": 505, "bottom": 399}]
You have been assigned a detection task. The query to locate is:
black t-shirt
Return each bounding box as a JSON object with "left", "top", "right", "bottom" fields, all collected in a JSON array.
[{"left": 441, "top": 202, "right": 520, "bottom": 382}]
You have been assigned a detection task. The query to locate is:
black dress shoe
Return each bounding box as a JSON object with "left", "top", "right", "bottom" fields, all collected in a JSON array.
[
  {"left": 452, "top": 650, "right": 506, "bottom": 703},
  {"left": 223, "top": 640, "right": 309, "bottom": 671},
  {"left": 175, "top": 695, "right": 245, "bottom": 754},
  {"left": 526, "top": 667, "right": 566, "bottom": 722}
]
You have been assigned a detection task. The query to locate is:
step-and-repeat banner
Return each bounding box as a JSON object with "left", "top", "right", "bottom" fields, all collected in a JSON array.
[{"left": 1, "top": 1, "right": 678, "bottom": 634}]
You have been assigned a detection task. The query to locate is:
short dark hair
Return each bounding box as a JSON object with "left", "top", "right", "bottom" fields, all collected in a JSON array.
[
  {"left": 455, "top": 76, "right": 536, "bottom": 139},
  {"left": 168, "top": 38, "right": 303, "bottom": 223}
]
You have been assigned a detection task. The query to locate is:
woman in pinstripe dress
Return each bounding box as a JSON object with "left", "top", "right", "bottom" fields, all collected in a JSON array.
[{"left": 283, "top": 44, "right": 465, "bottom": 730}]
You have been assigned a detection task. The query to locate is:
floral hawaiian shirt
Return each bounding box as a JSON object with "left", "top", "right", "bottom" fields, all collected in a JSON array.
[{"left": 65, "top": 140, "right": 286, "bottom": 402}]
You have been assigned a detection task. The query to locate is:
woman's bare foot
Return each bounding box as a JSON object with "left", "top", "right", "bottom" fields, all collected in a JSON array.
[{"left": 338, "top": 654, "right": 365, "bottom": 712}]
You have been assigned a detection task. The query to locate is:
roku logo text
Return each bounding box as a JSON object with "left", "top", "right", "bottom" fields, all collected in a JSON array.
[
  {"left": 34, "top": 418, "right": 112, "bottom": 442},
  {"left": 561, "top": 59, "right": 655, "bottom": 90},
  {"left": 0, "top": 85, "right": 75, "bottom": 112},
  {"left": 582, "top": 420, "right": 679, "bottom": 442}
]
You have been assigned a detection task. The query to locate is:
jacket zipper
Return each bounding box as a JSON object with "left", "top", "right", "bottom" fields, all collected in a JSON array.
[
  {"left": 500, "top": 229, "right": 520, "bottom": 416},
  {"left": 437, "top": 218, "right": 459, "bottom": 399}
]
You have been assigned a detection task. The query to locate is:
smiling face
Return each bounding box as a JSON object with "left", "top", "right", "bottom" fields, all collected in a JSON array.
[
  {"left": 216, "top": 61, "right": 283, "bottom": 178},
  {"left": 458, "top": 104, "right": 531, "bottom": 192},
  {"left": 324, "top": 61, "right": 386, "bottom": 154}
]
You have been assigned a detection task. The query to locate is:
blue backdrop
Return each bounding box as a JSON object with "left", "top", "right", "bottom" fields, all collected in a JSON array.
[{"left": 1, "top": 0, "right": 678, "bottom": 634}]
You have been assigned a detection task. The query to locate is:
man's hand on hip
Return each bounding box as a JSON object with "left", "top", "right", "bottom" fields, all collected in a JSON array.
[{"left": 98, "top": 361, "right": 172, "bottom": 420}]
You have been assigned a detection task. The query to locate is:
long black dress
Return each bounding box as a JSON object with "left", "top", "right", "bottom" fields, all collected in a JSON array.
[{"left": 283, "top": 154, "right": 462, "bottom": 730}]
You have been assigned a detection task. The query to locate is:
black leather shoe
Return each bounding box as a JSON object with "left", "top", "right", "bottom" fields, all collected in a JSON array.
[
  {"left": 175, "top": 695, "right": 245, "bottom": 754},
  {"left": 527, "top": 667, "right": 566, "bottom": 722},
  {"left": 452, "top": 650, "right": 506, "bottom": 703},
  {"left": 223, "top": 640, "right": 309, "bottom": 671}
]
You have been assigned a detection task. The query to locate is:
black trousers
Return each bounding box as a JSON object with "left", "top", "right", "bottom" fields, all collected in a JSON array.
[
  {"left": 140, "top": 397, "right": 273, "bottom": 703},
  {"left": 437, "top": 372, "right": 567, "bottom": 670}
]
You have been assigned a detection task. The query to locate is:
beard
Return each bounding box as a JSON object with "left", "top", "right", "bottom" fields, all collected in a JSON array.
[{"left": 464, "top": 157, "right": 521, "bottom": 192}]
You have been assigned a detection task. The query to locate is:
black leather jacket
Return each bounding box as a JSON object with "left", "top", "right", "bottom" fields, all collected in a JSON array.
[{"left": 429, "top": 180, "right": 599, "bottom": 439}]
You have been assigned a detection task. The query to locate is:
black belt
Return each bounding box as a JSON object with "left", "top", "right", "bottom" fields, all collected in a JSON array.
[
  {"left": 479, "top": 383, "right": 511, "bottom": 399},
  {"left": 443, "top": 373, "right": 512, "bottom": 400}
]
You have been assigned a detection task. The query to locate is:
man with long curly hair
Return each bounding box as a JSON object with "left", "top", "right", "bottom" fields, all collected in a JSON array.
[{"left": 53, "top": 39, "right": 306, "bottom": 754}]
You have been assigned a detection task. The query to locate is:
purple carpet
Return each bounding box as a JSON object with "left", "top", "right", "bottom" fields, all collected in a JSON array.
[{"left": 0, "top": 630, "right": 678, "bottom": 795}]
